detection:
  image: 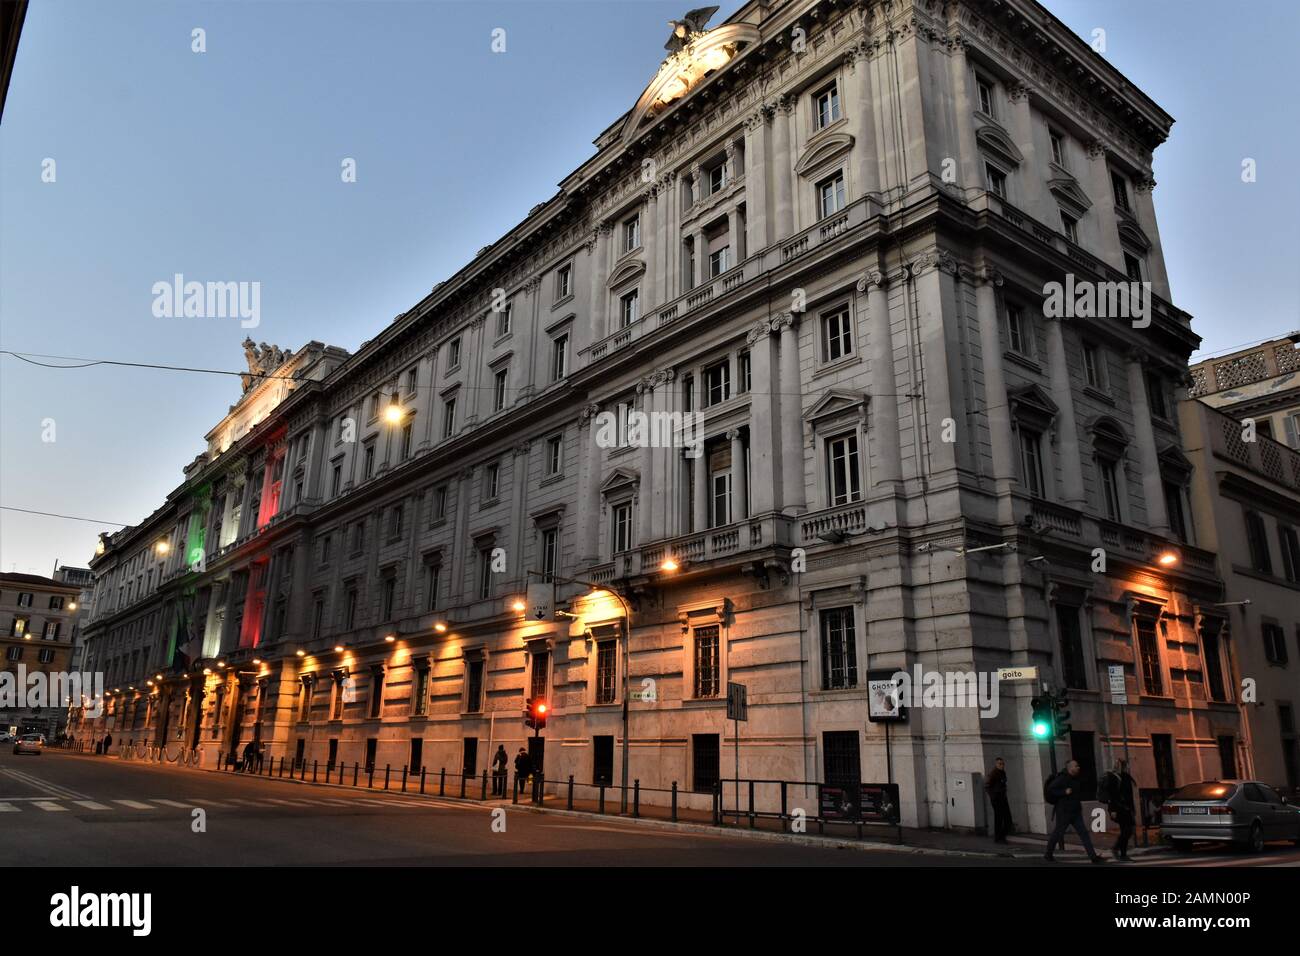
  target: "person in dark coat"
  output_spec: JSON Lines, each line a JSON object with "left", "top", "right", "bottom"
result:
{"left": 985, "top": 757, "right": 1014, "bottom": 843}
{"left": 102, "top": 733, "right": 112, "bottom": 754}
{"left": 514, "top": 747, "right": 532, "bottom": 797}
{"left": 1044, "top": 760, "right": 1105, "bottom": 863}
{"left": 492, "top": 745, "right": 509, "bottom": 797}
{"left": 1098, "top": 758, "right": 1137, "bottom": 861}
{"left": 241, "top": 740, "right": 257, "bottom": 772}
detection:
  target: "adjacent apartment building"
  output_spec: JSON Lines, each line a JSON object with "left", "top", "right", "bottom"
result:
{"left": 77, "top": 0, "right": 1240, "bottom": 831}
{"left": 1, "top": 571, "right": 82, "bottom": 737}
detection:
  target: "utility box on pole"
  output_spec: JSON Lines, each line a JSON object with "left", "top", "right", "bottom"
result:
{"left": 946, "top": 772, "right": 987, "bottom": 831}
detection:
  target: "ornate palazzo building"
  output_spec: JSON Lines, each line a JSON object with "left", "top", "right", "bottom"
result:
{"left": 78, "top": 0, "right": 1248, "bottom": 830}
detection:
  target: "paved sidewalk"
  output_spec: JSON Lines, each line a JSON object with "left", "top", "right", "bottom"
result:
{"left": 54, "top": 750, "right": 1169, "bottom": 861}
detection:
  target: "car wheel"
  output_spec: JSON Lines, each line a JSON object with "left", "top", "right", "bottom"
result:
{"left": 1244, "top": 822, "right": 1264, "bottom": 854}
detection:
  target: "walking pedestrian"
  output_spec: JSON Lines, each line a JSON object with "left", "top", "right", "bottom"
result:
{"left": 514, "top": 747, "right": 532, "bottom": 797}
{"left": 1098, "top": 758, "right": 1137, "bottom": 861}
{"left": 1044, "top": 759, "right": 1106, "bottom": 863}
{"left": 241, "top": 740, "right": 257, "bottom": 773}
{"left": 102, "top": 733, "right": 112, "bottom": 754}
{"left": 985, "top": 756, "right": 1014, "bottom": 843}
{"left": 492, "top": 744, "right": 509, "bottom": 797}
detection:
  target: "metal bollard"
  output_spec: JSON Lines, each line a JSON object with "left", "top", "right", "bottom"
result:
{"left": 672, "top": 781, "right": 678, "bottom": 822}
{"left": 401, "top": 765, "right": 408, "bottom": 793}
{"left": 439, "top": 768, "right": 446, "bottom": 796}
{"left": 533, "top": 773, "right": 543, "bottom": 805}
{"left": 459, "top": 771, "right": 466, "bottom": 799}
{"left": 780, "top": 781, "right": 788, "bottom": 822}
{"left": 567, "top": 775, "right": 574, "bottom": 811}
{"left": 633, "top": 779, "right": 640, "bottom": 818}
{"left": 384, "top": 764, "right": 391, "bottom": 791}
{"left": 598, "top": 784, "right": 606, "bottom": 814}
{"left": 512, "top": 774, "right": 519, "bottom": 805}
{"left": 278, "top": 757, "right": 284, "bottom": 778}
{"left": 748, "top": 780, "right": 756, "bottom": 828}
{"left": 481, "top": 769, "right": 488, "bottom": 801}
{"left": 367, "top": 764, "right": 374, "bottom": 788}
{"left": 353, "top": 762, "right": 359, "bottom": 787}
{"left": 313, "top": 760, "right": 318, "bottom": 783}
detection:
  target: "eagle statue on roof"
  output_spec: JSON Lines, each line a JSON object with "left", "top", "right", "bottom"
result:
{"left": 665, "top": 6, "right": 720, "bottom": 53}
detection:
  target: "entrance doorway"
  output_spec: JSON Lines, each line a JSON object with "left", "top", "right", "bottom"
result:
{"left": 593, "top": 735, "right": 614, "bottom": 786}
{"left": 462, "top": 737, "right": 478, "bottom": 778}
{"left": 1070, "top": 730, "right": 1097, "bottom": 800}
{"left": 528, "top": 736, "right": 545, "bottom": 777}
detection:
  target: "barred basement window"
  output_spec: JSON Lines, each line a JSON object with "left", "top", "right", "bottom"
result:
{"left": 693, "top": 625, "right": 720, "bottom": 698}
{"left": 820, "top": 607, "right": 858, "bottom": 690}
{"left": 530, "top": 650, "right": 549, "bottom": 700}
{"left": 595, "top": 639, "right": 617, "bottom": 705}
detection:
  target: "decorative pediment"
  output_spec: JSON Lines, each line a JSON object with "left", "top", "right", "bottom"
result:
{"left": 975, "top": 123, "right": 1024, "bottom": 168}
{"left": 1087, "top": 416, "right": 1129, "bottom": 459}
{"left": 599, "top": 467, "right": 640, "bottom": 496}
{"left": 1118, "top": 220, "right": 1152, "bottom": 252}
{"left": 607, "top": 257, "right": 646, "bottom": 290}
{"left": 1007, "top": 383, "right": 1059, "bottom": 432}
{"left": 794, "top": 132, "right": 855, "bottom": 178}
{"left": 803, "top": 390, "right": 868, "bottom": 431}
{"left": 1048, "top": 175, "right": 1092, "bottom": 217}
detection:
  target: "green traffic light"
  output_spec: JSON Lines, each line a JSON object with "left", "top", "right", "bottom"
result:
{"left": 1032, "top": 720, "right": 1051, "bottom": 739}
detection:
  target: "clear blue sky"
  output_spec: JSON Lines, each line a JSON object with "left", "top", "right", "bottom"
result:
{"left": 2, "top": 0, "right": 1297, "bottom": 575}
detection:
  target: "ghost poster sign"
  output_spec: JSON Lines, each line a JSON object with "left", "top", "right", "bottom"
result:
{"left": 867, "top": 670, "right": 907, "bottom": 723}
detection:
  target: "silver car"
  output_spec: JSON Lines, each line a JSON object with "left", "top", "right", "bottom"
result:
{"left": 1161, "top": 780, "right": 1300, "bottom": 852}
{"left": 12, "top": 734, "right": 44, "bottom": 756}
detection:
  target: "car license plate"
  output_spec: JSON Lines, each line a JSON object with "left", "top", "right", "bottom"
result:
{"left": 1181, "top": 806, "right": 1210, "bottom": 814}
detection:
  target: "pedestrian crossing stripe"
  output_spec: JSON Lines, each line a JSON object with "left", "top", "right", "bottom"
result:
{"left": 71, "top": 800, "right": 111, "bottom": 810}
{"left": 150, "top": 799, "right": 193, "bottom": 808}
{"left": 34, "top": 801, "right": 67, "bottom": 811}
{"left": 0, "top": 803, "right": 17, "bottom": 811}
{"left": 112, "top": 800, "right": 154, "bottom": 809}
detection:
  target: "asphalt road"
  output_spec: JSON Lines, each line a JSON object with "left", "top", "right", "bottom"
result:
{"left": 5, "top": 749, "right": 1298, "bottom": 867}
{"left": 0, "top": 749, "right": 997, "bottom": 867}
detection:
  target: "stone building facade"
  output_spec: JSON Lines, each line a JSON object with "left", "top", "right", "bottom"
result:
{"left": 1, "top": 571, "right": 82, "bottom": 738}
{"left": 78, "top": 0, "right": 1241, "bottom": 831}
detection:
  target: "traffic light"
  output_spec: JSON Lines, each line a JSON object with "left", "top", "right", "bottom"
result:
{"left": 523, "top": 697, "right": 535, "bottom": 729}
{"left": 530, "top": 697, "right": 548, "bottom": 731}
{"left": 1053, "top": 692, "right": 1071, "bottom": 738}
{"left": 1030, "top": 695, "right": 1054, "bottom": 740}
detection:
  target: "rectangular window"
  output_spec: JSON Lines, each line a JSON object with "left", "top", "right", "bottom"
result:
{"left": 551, "top": 334, "right": 569, "bottom": 381}
{"left": 1164, "top": 481, "right": 1188, "bottom": 542}
{"left": 1217, "top": 735, "right": 1237, "bottom": 779}
{"left": 623, "top": 214, "right": 640, "bottom": 253}
{"left": 1082, "top": 343, "right": 1102, "bottom": 388}
{"left": 493, "top": 367, "right": 508, "bottom": 412}
{"left": 6, "top": 646, "right": 21, "bottom": 661}
{"left": 433, "top": 485, "right": 448, "bottom": 522}
{"left": 497, "top": 302, "right": 512, "bottom": 337}
{"left": 311, "top": 596, "right": 324, "bottom": 640}
{"left": 1136, "top": 617, "right": 1164, "bottom": 696}
{"left": 693, "top": 625, "right": 720, "bottom": 698}
{"left": 818, "top": 171, "right": 846, "bottom": 218}
{"left": 708, "top": 246, "right": 730, "bottom": 277}
{"left": 1060, "top": 211, "right": 1079, "bottom": 244}
{"left": 708, "top": 162, "right": 726, "bottom": 194}
{"left": 331, "top": 463, "right": 342, "bottom": 497}
{"left": 556, "top": 264, "right": 572, "bottom": 301}
{"left": 1111, "top": 170, "right": 1130, "bottom": 211}
{"left": 413, "top": 667, "right": 429, "bottom": 717}
{"left": 424, "top": 563, "right": 440, "bottom": 612}
{"left": 1006, "top": 303, "right": 1029, "bottom": 355}
{"left": 1145, "top": 373, "right": 1167, "bottom": 419}
{"left": 368, "top": 668, "right": 384, "bottom": 718}
{"left": 595, "top": 640, "right": 617, "bottom": 705}
{"left": 611, "top": 502, "right": 633, "bottom": 554}
{"left": 711, "top": 471, "right": 731, "bottom": 527}
{"left": 814, "top": 81, "right": 841, "bottom": 129}
{"left": 826, "top": 434, "right": 861, "bottom": 506}
{"left": 380, "top": 576, "right": 396, "bottom": 621}
{"left": 1202, "top": 626, "right": 1227, "bottom": 702}
{"left": 442, "top": 396, "right": 457, "bottom": 439}
{"left": 1123, "top": 251, "right": 1144, "bottom": 283}
{"left": 363, "top": 442, "right": 375, "bottom": 480}
{"left": 530, "top": 650, "right": 549, "bottom": 701}
{"left": 1244, "top": 509, "right": 1273, "bottom": 574}
{"left": 484, "top": 462, "right": 500, "bottom": 501}
{"left": 39, "top": 648, "right": 54, "bottom": 664}
{"left": 703, "top": 360, "right": 730, "bottom": 407}
{"left": 821, "top": 307, "right": 853, "bottom": 362}
{"left": 401, "top": 422, "right": 414, "bottom": 461}
{"left": 737, "top": 351, "right": 751, "bottom": 394}
{"left": 976, "top": 76, "right": 994, "bottom": 117}
{"left": 1055, "top": 604, "right": 1088, "bottom": 690}
{"left": 985, "top": 163, "right": 1007, "bottom": 199}
{"left": 478, "top": 549, "right": 493, "bottom": 600}
{"left": 820, "top": 607, "right": 858, "bottom": 690}
{"left": 1049, "top": 129, "right": 1065, "bottom": 167}
{"left": 1019, "top": 430, "right": 1045, "bottom": 498}
{"left": 465, "top": 660, "right": 484, "bottom": 712}
{"left": 446, "top": 337, "right": 462, "bottom": 370}
{"left": 1278, "top": 526, "right": 1300, "bottom": 582}
{"left": 48, "top": 596, "right": 64, "bottom": 610}
{"left": 42, "top": 620, "right": 61, "bottom": 640}
{"left": 405, "top": 367, "right": 418, "bottom": 396}
{"left": 1263, "top": 622, "right": 1289, "bottom": 665}
{"left": 1099, "top": 459, "right": 1121, "bottom": 521}
{"left": 541, "top": 528, "right": 559, "bottom": 581}
{"left": 344, "top": 586, "right": 358, "bottom": 630}
{"left": 620, "top": 289, "right": 639, "bottom": 328}
{"left": 545, "top": 435, "right": 563, "bottom": 476}
{"left": 17, "top": 592, "right": 32, "bottom": 608}
{"left": 10, "top": 618, "right": 25, "bottom": 637}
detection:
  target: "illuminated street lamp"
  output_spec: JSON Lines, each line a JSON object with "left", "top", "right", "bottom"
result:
{"left": 660, "top": 556, "right": 680, "bottom": 573}
{"left": 434, "top": 622, "right": 448, "bottom": 633}
{"left": 384, "top": 390, "right": 404, "bottom": 424}
{"left": 511, "top": 598, "right": 527, "bottom": 613}
{"left": 155, "top": 539, "right": 170, "bottom": 556}
{"left": 1156, "top": 547, "right": 1181, "bottom": 568}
